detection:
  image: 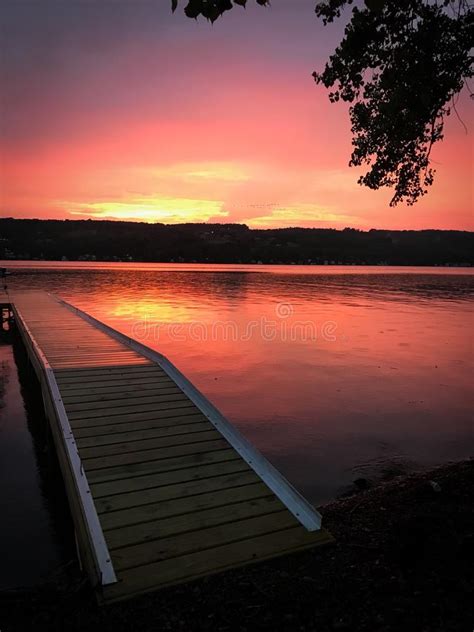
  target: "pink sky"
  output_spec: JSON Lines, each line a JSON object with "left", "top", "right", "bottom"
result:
{"left": 1, "top": 1, "right": 472, "bottom": 230}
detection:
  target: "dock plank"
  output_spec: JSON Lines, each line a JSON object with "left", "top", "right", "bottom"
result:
{"left": 64, "top": 392, "right": 191, "bottom": 412}
{"left": 76, "top": 420, "right": 213, "bottom": 447}
{"left": 99, "top": 482, "right": 272, "bottom": 531}
{"left": 111, "top": 511, "right": 296, "bottom": 571}
{"left": 69, "top": 406, "right": 201, "bottom": 429}
{"left": 94, "top": 470, "right": 260, "bottom": 512}
{"left": 61, "top": 385, "right": 182, "bottom": 403}
{"left": 79, "top": 428, "right": 221, "bottom": 459}
{"left": 104, "top": 496, "right": 284, "bottom": 550}
{"left": 90, "top": 459, "right": 251, "bottom": 497}
{"left": 82, "top": 438, "right": 231, "bottom": 470}
{"left": 72, "top": 412, "right": 209, "bottom": 438}
{"left": 58, "top": 380, "right": 175, "bottom": 395}
{"left": 69, "top": 402, "right": 199, "bottom": 425}
{"left": 103, "top": 527, "right": 333, "bottom": 602}
{"left": 86, "top": 449, "right": 247, "bottom": 484}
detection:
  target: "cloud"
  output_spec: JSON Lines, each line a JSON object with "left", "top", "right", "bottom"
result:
{"left": 179, "top": 164, "right": 251, "bottom": 183}
{"left": 243, "top": 203, "right": 364, "bottom": 228}
{"left": 65, "top": 195, "right": 228, "bottom": 223}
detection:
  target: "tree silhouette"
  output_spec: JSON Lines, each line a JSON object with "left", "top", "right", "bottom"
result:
{"left": 173, "top": 0, "right": 473, "bottom": 206}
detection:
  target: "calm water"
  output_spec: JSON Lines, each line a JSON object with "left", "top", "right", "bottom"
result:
{"left": 3, "top": 263, "right": 473, "bottom": 508}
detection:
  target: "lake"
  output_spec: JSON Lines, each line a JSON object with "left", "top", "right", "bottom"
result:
{"left": 1, "top": 263, "right": 473, "bottom": 585}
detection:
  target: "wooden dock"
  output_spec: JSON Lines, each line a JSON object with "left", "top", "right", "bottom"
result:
{"left": 4, "top": 289, "right": 332, "bottom": 603}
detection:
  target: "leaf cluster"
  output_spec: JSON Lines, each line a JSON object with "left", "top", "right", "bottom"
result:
{"left": 314, "top": 0, "right": 474, "bottom": 205}
{"left": 172, "top": 0, "right": 269, "bottom": 23}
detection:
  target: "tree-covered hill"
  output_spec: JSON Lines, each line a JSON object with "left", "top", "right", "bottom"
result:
{"left": 0, "top": 218, "right": 472, "bottom": 266}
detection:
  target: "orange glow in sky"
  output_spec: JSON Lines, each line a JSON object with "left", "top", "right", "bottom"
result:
{"left": 1, "top": 2, "right": 472, "bottom": 230}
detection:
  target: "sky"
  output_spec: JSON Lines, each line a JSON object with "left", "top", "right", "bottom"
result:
{"left": 0, "top": 0, "right": 472, "bottom": 230}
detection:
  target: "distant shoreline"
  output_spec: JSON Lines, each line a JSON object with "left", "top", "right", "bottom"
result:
{"left": 2, "top": 219, "right": 473, "bottom": 266}
{"left": 1, "top": 260, "right": 473, "bottom": 273}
